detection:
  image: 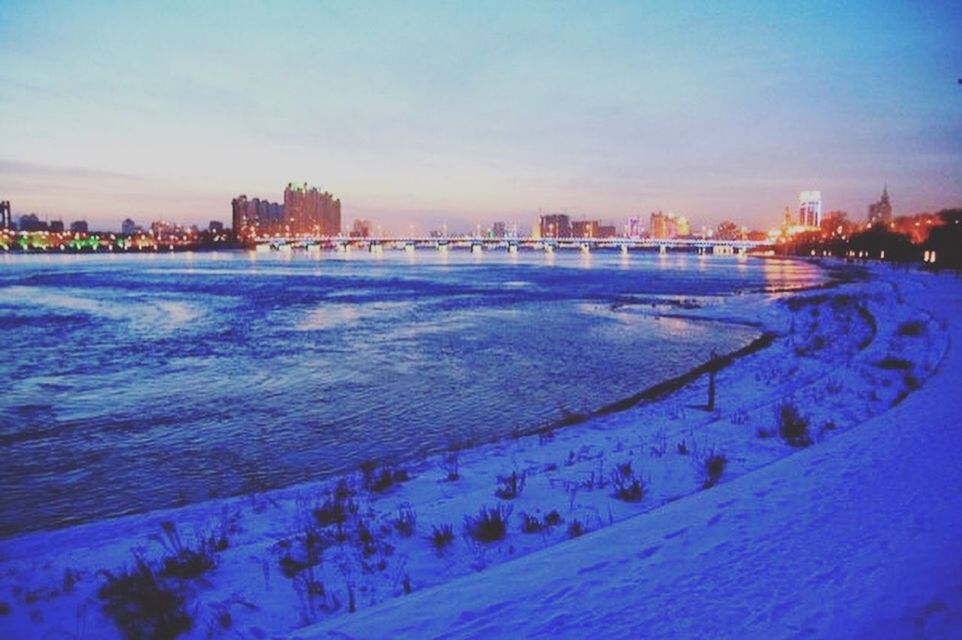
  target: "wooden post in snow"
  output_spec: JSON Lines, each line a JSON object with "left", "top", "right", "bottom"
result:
{"left": 707, "top": 349, "right": 718, "bottom": 411}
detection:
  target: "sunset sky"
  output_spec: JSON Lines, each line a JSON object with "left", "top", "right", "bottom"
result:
{"left": 1, "top": 1, "right": 960, "bottom": 233}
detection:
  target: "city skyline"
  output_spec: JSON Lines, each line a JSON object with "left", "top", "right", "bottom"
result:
{"left": 1, "top": 2, "right": 960, "bottom": 232}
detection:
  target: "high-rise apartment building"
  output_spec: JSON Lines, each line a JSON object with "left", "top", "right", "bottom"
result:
{"left": 232, "top": 183, "right": 340, "bottom": 240}
{"left": 283, "top": 182, "right": 341, "bottom": 236}
{"left": 232, "top": 195, "right": 285, "bottom": 239}
{"left": 798, "top": 191, "right": 822, "bottom": 228}
{"left": 867, "top": 186, "right": 892, "bottom": 225}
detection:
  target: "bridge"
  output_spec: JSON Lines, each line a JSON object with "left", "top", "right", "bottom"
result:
{"left": 253, "top": 236, "right": 768, "bottom": 255}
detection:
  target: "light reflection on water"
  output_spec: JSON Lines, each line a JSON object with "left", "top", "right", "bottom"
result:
{"left": 0, "top": 251, "right": 821, "bottom": 536}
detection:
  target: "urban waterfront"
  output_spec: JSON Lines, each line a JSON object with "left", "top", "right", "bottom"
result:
{"left": 0, "top": 251, "right": 821, "bottom": 536}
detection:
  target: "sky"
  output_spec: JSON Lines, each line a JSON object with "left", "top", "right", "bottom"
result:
{"left": 1, "top": 0, "right": 960, "bottom": 233}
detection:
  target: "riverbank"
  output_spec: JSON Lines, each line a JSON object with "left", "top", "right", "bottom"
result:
{"left": 301, "top": 265, "right": 962, "bottom": 639}
{"left": 0, "top": 262, "right": 951, "bottom": 638}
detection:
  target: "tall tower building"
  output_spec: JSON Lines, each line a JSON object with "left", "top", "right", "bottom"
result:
{"left": 0, "top": 200, "right": 11, "bottom": 229}
{"left": 867, "top": 185, "right": 893, "bottom": 225}
{"left": 284, "top": 183, "right": 341, "bottom": 236}
{"left": 650, "top": 211, "right": 667, "bottom": 239}
{"left": 232, "top": 195, "right": 253, "bottom": 239}
{"left": 798, "top": 191, "right": 822, "bottom": 228}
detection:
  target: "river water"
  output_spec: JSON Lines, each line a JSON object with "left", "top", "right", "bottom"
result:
{"left": 0, "top": 250, "right": 822, "bottom": 536}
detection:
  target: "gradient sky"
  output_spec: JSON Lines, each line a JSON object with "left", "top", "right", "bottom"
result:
{"left": 1, "top": 1, "right": 960, "bottom": 233}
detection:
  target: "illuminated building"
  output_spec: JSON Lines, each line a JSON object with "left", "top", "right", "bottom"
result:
{"left": 572, "top": 219, "right": 599, "bottom": 238}
{"left": 232, "top": 195, "right": 284, "bottom": 239}
{"left": 676, "top": 216, "right": 691, "bottom": 237}
{"left": 867, "top": 185, "right": 893, "bottom": 225}
{"left": 0, "top": 200, "right": 11, "bottom": 229}
{"left": 539, "top": 213, "right": 571, "bottom": 238}
{"left": 283, "top": 182, "right": 341, "bottom": 236}
{"left": 151, "top": 220, "right": 187, "bottom": 241}
{"left": 650, "top": 211, "right": 667, "bottom": 239}
{"left": 799, "top": 191, "right": 822, "bottom": 228}
{"left": 650, "top": 211, "right": 688, "bottom": 239}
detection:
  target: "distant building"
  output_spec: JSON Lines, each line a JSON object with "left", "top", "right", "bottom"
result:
{"left": 283, "top": 182, "right": 341, "bottom": 236}
{"left": 491, "top": 221, "right": 507, "bottom": 238}
{"left": 70, "top": 220, "right": 88, "bottom": 233}
{"left": 675, "top": 216, "right": 691, "bottom": 237}
{"left": 572, "top": 220, "right": 599, "bottom": 238}
{"left": 49, "top": 220, "right": 65, "bottom": 233}
{"left": 350, "top": 219, "right": 372, "bottom": 238}
{"left": 539, "top": 213, "right": 572, "bottom": 238}
{"left": 232, "top": 195, "right": 285, "bottom": 240}
{"left": 597, "top": 224, "right": 618, "bottom": 239}
{"left": 151, "top": 220, "right": 187, "bottom": 242}
{"left": 18, "top": 214, "right": 45, "bottom": 232}
{"left": 121, "top": 218, "right": 140, "bottom": 235}
{"left": 626, "top": 216, "right": 642, "bottom": 238}
{"left": 650, "top": 211, "right": 668, "bottom": 239}
{"left": 867, "top": 186, "right": 893, "bottom": 226}
{"left": 798, "top": 191, "right": 822, "bottom": 228}
{"left": 650, "top": 211, "right": 688, "bottom": 239}
{"left": 209, "top": 220, "right": 225, "bottom": 233}
{"left": 0, "top": 200, "right": 11, "bottom": 229}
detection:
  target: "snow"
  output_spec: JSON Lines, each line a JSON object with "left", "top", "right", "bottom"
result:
{"left": 1, "top": 262, "right": 959, "bottom": 639}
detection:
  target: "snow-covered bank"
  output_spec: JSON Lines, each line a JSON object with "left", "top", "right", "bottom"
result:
{"left": 300, "top": 267, "right": 962, "bottom": 639}
{"left": 0, "top": 263, "right": 954, "bottom": 639}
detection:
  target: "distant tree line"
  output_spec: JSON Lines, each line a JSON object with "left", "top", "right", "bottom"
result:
{"left": 777, "top": 209, "right": 962, "bottom": 271}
